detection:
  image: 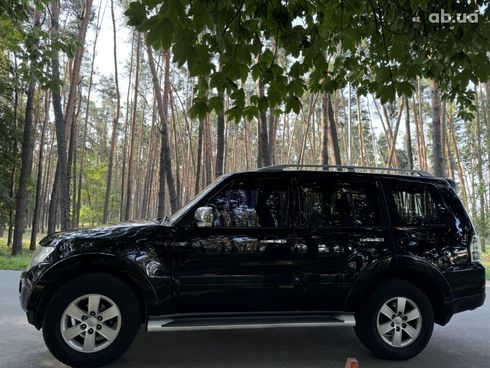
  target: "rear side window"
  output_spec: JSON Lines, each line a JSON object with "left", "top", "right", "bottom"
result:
{"left": 385, "top": 181, "right": 448, "bottom": 226}
{"left": 297, "top": 180, "right": 380, "bottom": 227}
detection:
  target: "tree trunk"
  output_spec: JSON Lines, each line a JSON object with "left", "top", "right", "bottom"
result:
{"left": 387, "top": 99, "right": 404, "bottom": 167}
{"left": 215, "top": 92, "right": 225, "bottom": 177}
{"left": 195, "top": 117, "right": 204, "bottom": 195}
{"left": 321, "top": 93, "right": 329, "bottom": 165}
{"left": 379, "top": 102, "right": 399, "bottom": 167}
{"left": 134, "top": 101, "right": 146, "bottom": 217}
{"left": 269, "top": 111, "right": 277, "bottom": 165}
{"left": 448, "top": 103, "right": 468, "bottom": 208}
{"left": 119, "top": 33, "right": 135, "bottom": 221}
{"left": 365, "top": 98, "right": 383, "bottom": 166}
{"left": 7, "top": 56, "right": 20, "bottom": 246}
{"left": 47, "top": 162, "right": 60, "bottom": 234}
{"left": 404, "top": 96, "right": 414, "bottom": 170}
{"left": 7, "top": 164, "right": 16, "bottom": 246}
{"left": 325, "top": 93, "right": 341, "bottom": 165}
{"left": 474, "top": 85, "right": 486, "bottom": 223}
{"left": 102, "top": 0, "right": 121, "bottom": 224}
{"left": 50, "top": 0, "right": 70, "bottom": 231}
{"left": 65, "top": 0, "right": 92, "bottom": 226}
{"left": 356, "top": 94, "right": 366, "bottom": 166}
{"left": 74, "top": 1, "right": 103, "bottom": 227}
{"left": 11, "top": 10, "right": 41, "bottom": 255}
{"left": 170, "top": 96, "right": 182, "bottom": 204}
{"left": 416, "top": 78, "right": 428, "bottom": 170}
{"left": 257, "top": 81, "right": 270, "bottom": 168}
{"left": 141, "top": 100, "right": 157, "bottom": 219}
{"left": 30, "top": 92, "right": 50, "bottom": 250}
{"left": 485, "top": 81, "right": 490, "bottom": 216}
{"left": 430, "top": 80, "right": 443, "bottom": 176}
{"left": 147, "top": 48, "right": 179, "bottom": 215}
{"left": 41, "top": 127, "right": 55, "bottom": 233}
{"left": 204, "top": 115, "right": 213, "bottom": 185}
{"left": 441, "top": 99, "right": 448, "bottom": 175}
{"left": 124, "top": 34, "right": 142, "bottom": 221}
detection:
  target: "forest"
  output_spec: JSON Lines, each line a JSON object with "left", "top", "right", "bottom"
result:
{"left": 0, "top": 0, "right": 489, "bottom": 258}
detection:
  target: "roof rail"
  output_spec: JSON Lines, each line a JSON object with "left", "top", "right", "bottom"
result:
{"left": 257, "top": 164, "right": 434, "bottom": 177}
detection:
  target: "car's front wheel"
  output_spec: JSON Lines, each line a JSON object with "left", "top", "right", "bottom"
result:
{"left": 354, "top": 278, "right": 434, "bottom": 360}
{"left": 42, "top": 273, "right": 141, "bottom": 367}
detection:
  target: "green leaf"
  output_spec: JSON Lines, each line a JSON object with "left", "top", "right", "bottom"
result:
{"left": 125, "top": 2, "right": 147, "bottom": 27}
{"left": 189, "top": 98, "right": 209, "bottom": 120}
{"left": 230, "top": 88, "right": 245, "bottom": 108}
{"left": 243, "top": 106, "right": 259, "bottom": 121}
{"left": 257, "top": 96, "right": 268, "bottom": 112}
{"left": 226, "top": 106, "right": 243, "bottom": 123}
{"left": 142, "top": 0, "right": 161, "bottom": 10}
{"left": 190, "top": 1, "right": 213, "bottom": 31}
{"left": 285, "top": 96, "right": 301, "bottom": 114}
{"left": 259, "top": 49, "right": 274, "bottom": 65}
{"left": 165, "top": 0, "right": 186, "bottom": 23}
{"left": 397, "top": 81, "right": 414, "bottom": 97}
{"left": 208, "top": 95, "right": 224, "bottom": 113}
{"left": 251, "top": 63, "right": 263, "bottom": 81}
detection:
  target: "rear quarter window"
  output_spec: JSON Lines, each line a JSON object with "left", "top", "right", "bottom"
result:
{"left": 384, "top": 181, "right": 449, "bottom": 226}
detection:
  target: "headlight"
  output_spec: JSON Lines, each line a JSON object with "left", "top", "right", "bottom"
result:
{"left": 28, "top": 246, "right": 55, "bottom": 269}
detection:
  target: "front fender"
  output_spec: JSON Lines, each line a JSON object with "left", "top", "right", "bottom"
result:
{"left": 27, "top": 252, "right": 173, "bottom": 328}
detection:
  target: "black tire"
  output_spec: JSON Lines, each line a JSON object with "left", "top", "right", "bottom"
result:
{"left": 42, "top": 273, "right": 141, "bottom": 367}
{"left": 354, "top": 278, "right": 434, "bottom": 360}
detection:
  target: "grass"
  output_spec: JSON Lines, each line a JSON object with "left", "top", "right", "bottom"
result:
{"left": 481, "top": 246, "right": 490, "bottom": 281}
{"left": 0, "top": 229, "right": 46, "bottom": 271}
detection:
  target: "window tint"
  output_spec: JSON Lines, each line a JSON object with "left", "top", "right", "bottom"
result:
{"left": 298, "top": 181, "right": 380, "bottom": 227}
{"left": 205, "top": 179, "right": 289, "bottom": 227}
{"left": 386, "top": 182, "right": 448, "bottom": 226}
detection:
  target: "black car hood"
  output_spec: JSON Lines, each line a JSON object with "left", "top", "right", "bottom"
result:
{"left": 39, "top": 221, "right": 171, "bottom": 247}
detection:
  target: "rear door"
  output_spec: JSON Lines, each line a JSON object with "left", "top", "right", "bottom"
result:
{"left": 382, "top": 179, "right": 452, "bottom": 261}
{"left": 292, "top": 175, "right": 387, "bottom": 310}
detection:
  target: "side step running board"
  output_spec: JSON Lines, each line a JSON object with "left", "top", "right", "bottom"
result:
{"left": 147, "top": 312, "right": 355, "bottom": 332}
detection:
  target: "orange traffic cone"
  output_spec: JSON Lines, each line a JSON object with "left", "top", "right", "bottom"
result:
{"left": 344, "top": 357, "right": 359, "bottom": 368}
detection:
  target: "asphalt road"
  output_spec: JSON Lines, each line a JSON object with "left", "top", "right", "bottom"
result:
{"left": 2, "top": 270, "right": 489, "bottom": 368}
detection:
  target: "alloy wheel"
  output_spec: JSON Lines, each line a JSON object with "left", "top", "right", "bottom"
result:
{"left": 60, "top": 294, "right": 121, "bottom": 353}
{"left": 376, "top": 296, "right": 422, "bottom": 348}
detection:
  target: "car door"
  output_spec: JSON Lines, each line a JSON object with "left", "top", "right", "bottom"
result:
{"left": 292, "top": 175, "right": 387, "bottom": 310}
{"left": 171, "top": 176, "right": 297, "bottom": 313}
{"left": 382, "top": 179, "right": 452, "bottom": 262}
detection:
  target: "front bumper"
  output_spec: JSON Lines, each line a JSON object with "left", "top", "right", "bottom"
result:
{"left": 19, "top": 265, "right": 52, "bottom": 329}
{"left": 19, "top": 271, "right": 32, "bottom": 312}
{"left": 19, "top": 271, "right": 39, "bottom": 326}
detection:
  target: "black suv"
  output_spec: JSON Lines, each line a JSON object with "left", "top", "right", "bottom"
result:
{"left": 20, "top": 165, "right": 486, "bottom": 367}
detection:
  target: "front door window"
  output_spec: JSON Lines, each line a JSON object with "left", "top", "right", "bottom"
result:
{"left": 206, "top": 179, "right": 289, "bottom": 228}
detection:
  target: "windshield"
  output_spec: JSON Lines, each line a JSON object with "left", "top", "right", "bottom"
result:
{"left": 168, "top": 175, "right": 228, "bottom": 224}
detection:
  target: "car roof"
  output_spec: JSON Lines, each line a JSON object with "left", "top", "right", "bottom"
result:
{"left": 227, "top": 169, "right": 451, "bottom": 186}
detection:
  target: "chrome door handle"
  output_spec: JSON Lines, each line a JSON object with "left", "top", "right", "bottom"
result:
{"left": 260, "top": 239, "right": 287, "bottom": 244}
{"left": 360, "top": 237, "right": 384, "bottom": 243}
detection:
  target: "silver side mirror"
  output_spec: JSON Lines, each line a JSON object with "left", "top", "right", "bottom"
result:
{"left": 194, "top": 206, "right": 214, "bottom": 227}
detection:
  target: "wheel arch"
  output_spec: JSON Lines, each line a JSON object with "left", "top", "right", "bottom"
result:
{"left": 31, "top": 253, "right": 157, "bottom": 329}
{"left": 345, "top": 256, "right": 454, "bottom": 325}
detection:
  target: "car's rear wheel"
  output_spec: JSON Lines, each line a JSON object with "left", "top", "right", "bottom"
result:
{"left": 42, "top": 273, "right": 141, "bottom": 367}
{"left": 354, "top": 278, "right": 434, "bottom": 360}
